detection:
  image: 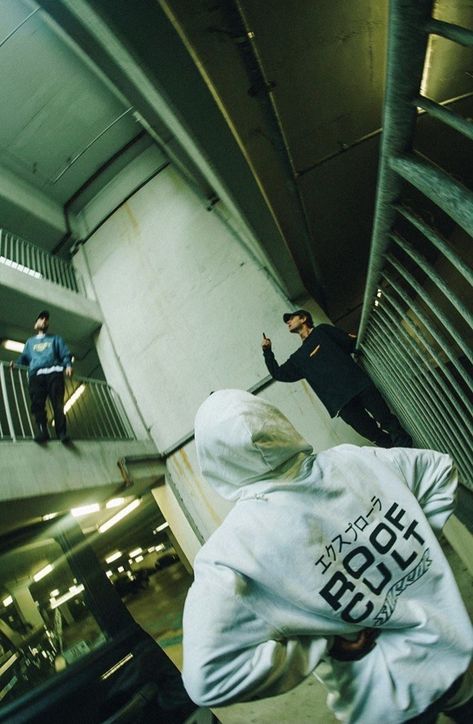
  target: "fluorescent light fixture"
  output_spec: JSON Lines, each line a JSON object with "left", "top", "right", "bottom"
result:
{"left": 106, "top": 497, "right": 125, "bottom": 509}
{"left": 0, "top": 256, "right": 42, "bottom": 279}
{"left": 1, "top": 339, "right": 25, "bottom": 353}
{"left": 155, "top": 543, "right": 165, "bottom": 552}
{"left": 0, "top": 652, "right": 19, "bottom": 677}
{"left": 101, "top": 653, "right": 134, "bottom": 681}
{"left": 50, "top": 589, "right": 60, "bottom": 598}
{"left": 117, "top": 566, "right": 124, "bottom": 573}
{"left": 50, "top": 585, "right": 84, "bottom": 609}
{"left": 98, "top": 498, "right": 141, "bottom": 534}
{"left": 134, "top": 555, "right": 144, "bottom": 563}
{"left": 33, "top": 564, "right": 54, "bottom": 582}
{"left": 64, "top": 384, "right": 86, "bottom": 414}
{"left": 71, "top": 503, "right": 100, "bottom": 518}
{"left": 106, "top": 570, "right": 113, "bottom": 578}
{"left": 2, "top": 596, "right": 13, "bottom": 607}
{"left": 42, "top": 512, "right": 58, "bottom": 521}
{"left": 105, "top": 551, "right": 122, "bottom": 564}
{"left": 129, "top": 547, "right": 142, "bottom": 558}
{"left": 147, "top": 547, "right": 155, "bottom": 553}
{"left": 156, "top": 522, "right": 169, "bottom": 532}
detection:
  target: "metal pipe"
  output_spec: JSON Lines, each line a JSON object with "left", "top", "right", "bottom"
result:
{"left": 97, "top": 383, "right": 115, "bottom": 438}
{"left": 0, "top": 365, "right": 16, "bottom": 441}
{"left": 390, "top": 232, "right": 473, "bottom": 329}
{"left": 386, "top": 253, "right": 473, "bottom": 366}
{"left": 381, "top": 286, "right": 473, "bottom": 422}
{"left": 18, "top": 368, "right": 35, "bottom": 437}
{"left": 381, "top": 267, "right": 473, "bottom": 400}
{"left": 10, "top": 370, "right": 26, "bottom": 438}
{"left": 390, "top": 153, "right": 473, "bottom": 237}
{"left": 364, "top": 335, "right": 471, "bottom": 484}
{"left": 362, "top": 346, "right": 431, "bottom": 451}
{"left": 371, "top": 305, "right": 473, "bottom": 469}
{"left": 358, "top": 0, "right": 434, "bottom": 342}
{"left": 361, "top": 321, "right": 424, "bottom": 439}
{"left": 395, "top": 205, "right": 473, "bottom": 287}
{"left": 414, "top": 95, "right": 473, "bottom": 142}
{"left": 361, "top": 335, "right": 429, "bottom": 447}
{"left": 363, "top": 326, "right": 454, "bottom": 454}
{"left": 110, "top": 387, "right": 135, "bottom": 440}
{"left": 117, "top": 454, "right": 165, "bottom": 488}
{"left": 425, "top": 18, "right": 473, "bottom": 47}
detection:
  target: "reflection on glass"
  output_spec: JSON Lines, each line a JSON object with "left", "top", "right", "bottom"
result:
{"left": 80, "top": 493, "right": 193, "bottom": 669}
{"left": 0, "top": 535, "right": 106, "bottom": 705}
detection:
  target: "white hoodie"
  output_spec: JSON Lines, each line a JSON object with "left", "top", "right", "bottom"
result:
{"left": 182, "top": 390, "right": 473, "bottom": 722}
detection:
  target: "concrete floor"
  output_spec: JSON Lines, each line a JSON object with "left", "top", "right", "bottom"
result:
{"left": 124, "top": 531, "right": 473, "bottom": 723}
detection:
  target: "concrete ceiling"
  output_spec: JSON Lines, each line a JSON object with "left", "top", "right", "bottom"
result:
{"left": 0, "top": 0, "right": 472, "bottom": 588}
{"left": 0, "top": 0, "right": 470, "bottom": 338}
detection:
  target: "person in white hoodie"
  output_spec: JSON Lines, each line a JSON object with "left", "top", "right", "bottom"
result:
{"left": 182, "top": 389, "right": 473, "bottom": 723}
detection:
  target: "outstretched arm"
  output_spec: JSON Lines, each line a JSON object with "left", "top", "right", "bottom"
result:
{"left": 261, "top": 334, "right": 303, "bottom": 383}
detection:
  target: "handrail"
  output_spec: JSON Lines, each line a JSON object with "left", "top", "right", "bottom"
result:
{"left": 0, "top": 228, "right": 82, "bottom": 294}
{"left": 357, "top": 0, "right": 473, "bottom": 490}
{"left": 0, "top": 362, "right": 135, "bottom": 441}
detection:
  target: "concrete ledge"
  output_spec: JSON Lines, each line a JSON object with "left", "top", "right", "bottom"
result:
{"left": 0, "top": 264, "right": 102, "bottom": 342}
{"left": 0, "top": 438, "right": 161, "bottom": 507}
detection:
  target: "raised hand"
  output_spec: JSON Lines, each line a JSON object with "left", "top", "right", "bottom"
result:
{"left": 262, "top": 332, "right": 272, "bottom": 350}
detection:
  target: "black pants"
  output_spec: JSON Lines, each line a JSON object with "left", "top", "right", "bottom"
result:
{"left": 338, "top": 385, "right": 412, "bottom": 448}
{"left": 29, "top": 372, "right": 66, "bottom": 438}
{"left": 406, "top": 670, "right": 473, "bottom": 723}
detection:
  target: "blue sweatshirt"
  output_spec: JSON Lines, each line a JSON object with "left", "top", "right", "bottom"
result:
{"left": 17, "top": 334, "right": 72, "bottom": 378}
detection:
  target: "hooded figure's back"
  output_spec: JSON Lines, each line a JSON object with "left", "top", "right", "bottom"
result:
{"left": 182, "top": 390, "right": 472, "bottom": 723}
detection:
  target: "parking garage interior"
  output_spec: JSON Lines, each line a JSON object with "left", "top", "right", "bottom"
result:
{"left": 0, "top": 1, "right": 472, "bottom": 722}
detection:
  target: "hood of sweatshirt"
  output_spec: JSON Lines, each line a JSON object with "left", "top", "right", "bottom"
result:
{"left": 194, "top": 389, "right": 313, "bottom": 501}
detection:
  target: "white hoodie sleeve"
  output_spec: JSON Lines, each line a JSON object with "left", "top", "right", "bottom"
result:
{"left": 372, "top": 448, "right": 458, "bottom": 532}
{"left": 182, "top": 572, "right": 330, "bottom": 707}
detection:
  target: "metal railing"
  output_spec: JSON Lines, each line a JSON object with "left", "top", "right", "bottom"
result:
{"left": 358, "top": 0, "right": 473, "bottom": 489}
{"left": 0, "top": 363, "right": 135, "bottom": 441}
{"left": 0, "top": 228, "right": 82, "bottom": 293}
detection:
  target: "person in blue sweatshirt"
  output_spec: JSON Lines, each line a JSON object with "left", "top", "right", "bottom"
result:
{"left": 13, "top": 310, "right": 73, "bottom": 443}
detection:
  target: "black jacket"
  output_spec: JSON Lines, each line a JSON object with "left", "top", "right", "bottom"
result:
{"left": 263, "top": 324, "right": 371, "bottom": 417}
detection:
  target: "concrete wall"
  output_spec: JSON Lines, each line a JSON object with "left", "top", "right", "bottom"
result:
{"left": 75, "top": 164, "right": 365, "bottom": 559}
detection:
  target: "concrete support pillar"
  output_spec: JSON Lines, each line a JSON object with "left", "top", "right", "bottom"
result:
{"left": 8, "top": 583, "right": 45, "bottom": 630}
{"left": 58, "top": 602, "right": 74, "bottom": 625}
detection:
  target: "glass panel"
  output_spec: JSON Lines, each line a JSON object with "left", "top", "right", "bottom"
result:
{"left": 0, "top": 533, "right": 107, "bottom": 706}
{"left": 75, "top": 492, "right": 192, "bottom": 670}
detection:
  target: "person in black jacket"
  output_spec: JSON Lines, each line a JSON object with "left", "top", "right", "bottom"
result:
{"left": 262, "top": 309, "right": 412, "bottom": 448}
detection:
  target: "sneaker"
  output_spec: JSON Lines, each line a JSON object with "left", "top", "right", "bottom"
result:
{"left": 59, "top": 433, "right": 71, "bottom": 444}
{"left": 34, "top": 428, "right": 50, "bottom": 443}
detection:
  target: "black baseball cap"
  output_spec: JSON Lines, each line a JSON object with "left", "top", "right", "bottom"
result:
{"left": 283, "top": 309, "right": 313, "bottom": 327}
{"left": 36, "top": 310, "right": 50, "bottom": 320}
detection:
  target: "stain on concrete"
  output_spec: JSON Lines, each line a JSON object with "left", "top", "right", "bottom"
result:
{"left": 123, "top": 202, "right": 140, "bottom": 234}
